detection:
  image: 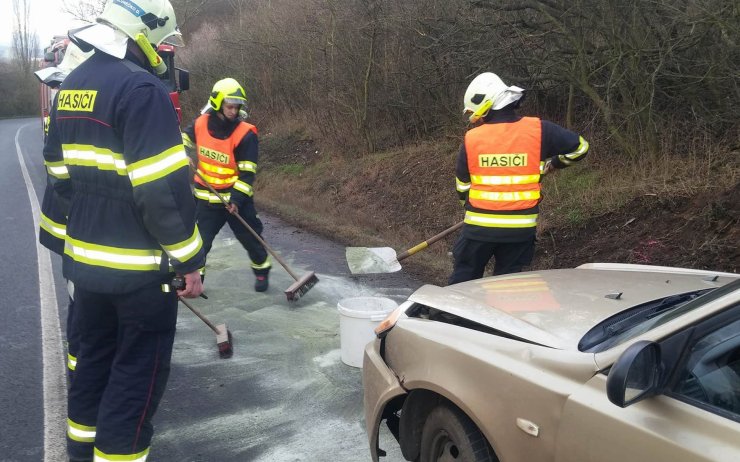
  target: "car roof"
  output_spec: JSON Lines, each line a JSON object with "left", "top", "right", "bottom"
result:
{"left": 407, "top": 265, "right": 738, "bottom": 351}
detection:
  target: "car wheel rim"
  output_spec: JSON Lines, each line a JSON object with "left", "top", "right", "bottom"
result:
{"left": 431, "top": 431, "right": 461, "bottom": 462}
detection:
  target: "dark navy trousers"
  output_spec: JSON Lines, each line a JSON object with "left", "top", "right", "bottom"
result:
{"left": 448, "top": 236, "right": 536, "bottom": 284}
{"left": 196, "top": 199, "right": 270, "bottom": 275}
{"left": 67, "top": 282, "right": 177, "bottom": 461}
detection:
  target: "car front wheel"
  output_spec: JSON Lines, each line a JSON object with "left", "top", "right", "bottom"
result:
{"left": 419, "top": 403, "right": 497, "bottom": 462}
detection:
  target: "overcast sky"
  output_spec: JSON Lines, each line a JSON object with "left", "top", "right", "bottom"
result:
{"left": 0, "top": 0, "right": 90, "bottom": 49}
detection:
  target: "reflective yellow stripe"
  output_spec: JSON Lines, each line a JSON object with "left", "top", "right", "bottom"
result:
{"left": 456, "top": 177, "right": 471, "bottom": 192}
{"left": 94, "top": 447, "right": 150, "bottom": 462}
{"left": 68, "top": 353, "right": 77, "bottom": 371}
{"left": 181, "top": 133, "right": 194, "bottom": 149}
{"left": 67, "top": 418, "right": 96, "bottom": 443}
{"left": 468, "top": 189, "right": 540, "bottom": 202}
{"left": 64, "top": 237, "right": 163, "bottom": 271}
{"left": 194, "top": 188, "right": 230, "bottom": 203}
{"left": 238, "top": 161, "right": 256, "bottom": 173}
{"left": 161, "top": 225, "right": 203, "bottom": 263}
{"left": 45, "top": 160, "right": 70, "bottom": 179}
{"left": 127, "top": 145, "right": 189, "bottom": 187}
{"left": 470, "top": 173, "right": 540, "bottom": 185}
{"left": 62, "top": 144, "right": 127, "bottom": 176}
{"left": 40, "top": 213, "right": 67, "bottom": 239}
{"left": 464, "top": 211, "right": 538, "bottom": 228}
{"left": 197, "top": 168, "right": 237, "bottom": 185}
{"left": 559, "top": 136, "right": 589, "bottom": 165}
{"left": 233, "top": 180, "right": 253, "bottom": 197}
{"left": 199, "top": 161, "right": 235, "bottom": 175}
{"left": 251, "top": 257, "right": 271, "bottom": 270}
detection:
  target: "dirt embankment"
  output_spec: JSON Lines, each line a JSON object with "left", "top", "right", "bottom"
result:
{"left": 255, "top": 132, "right": 739, "bottom": 285}
{"left": 535, "top": 184, "right": 739, "bottom": 273}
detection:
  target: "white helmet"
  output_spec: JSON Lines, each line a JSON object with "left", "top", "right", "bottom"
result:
{"left": 463, "top": 72, "right": 525, "bottom": 123}
{"left": 34, "top": 43, "right": 93, "bottom": 87}
{"left": 59, "top": 43, "right": 94, "bottom": 72}
{"left": 98, "top": 0, "right": 183, "bottom": 47}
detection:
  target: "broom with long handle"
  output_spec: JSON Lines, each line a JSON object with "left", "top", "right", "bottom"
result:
{"left": 171, "top": 276, "right": 233, "bottom": 359}
{"left": 191, "top": 166, "right": 318, "bottom": 301}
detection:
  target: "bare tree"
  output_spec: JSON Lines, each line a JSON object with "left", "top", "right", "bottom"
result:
{"left": 12, "top": 0, "right": 38, "bottom": 74}
{"left": 62, "top": 0, "right": 106, "bottom": 21}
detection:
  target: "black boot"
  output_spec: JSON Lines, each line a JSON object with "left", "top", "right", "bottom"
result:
{"left": 255, "top": 273, "right": 269, "bottom": 292}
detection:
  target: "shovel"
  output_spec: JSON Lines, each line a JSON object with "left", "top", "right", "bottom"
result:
{"left": 346, "top": 221, "right": 463, "bottom": 274}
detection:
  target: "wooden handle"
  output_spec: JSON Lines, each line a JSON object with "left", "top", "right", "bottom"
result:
{"left": 396, "top": 221, "right": 464, "bottom": 261}
{"left": 179, "top": 296, "right": 220, "bottom": 334}
{"left": 191, "top": 167, "right": 300, "bottom": 281}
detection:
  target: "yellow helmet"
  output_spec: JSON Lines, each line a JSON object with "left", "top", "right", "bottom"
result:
{"left": 209, "top": 78, "right": 247, "bottom": 111}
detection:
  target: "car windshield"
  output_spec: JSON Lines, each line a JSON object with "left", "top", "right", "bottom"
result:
{"left": 579, "top": 284, "right": 732, "bottom": 353}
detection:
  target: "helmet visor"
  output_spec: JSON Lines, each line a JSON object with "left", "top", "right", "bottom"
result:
{"left": 161, "top": 30, "right": 184, "bottom": 47}
{"left": 223, "top": 97, "right": 246, "bottom": 106}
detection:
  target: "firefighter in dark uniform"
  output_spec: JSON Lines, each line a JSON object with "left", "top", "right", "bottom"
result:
{"left": 35, "top": 43, "right": 93, "bottom": 381}
{"left": 450, "top": 72, "right": 589, "bottom": 284}
{"left": 39, "top": 154, "right": 80, "bottom": 381}
{"left": 182, "top": 78, "right": 272, "bottom": 292}
{"left": 43, "top": 1, "right": 205, "bottom": 461}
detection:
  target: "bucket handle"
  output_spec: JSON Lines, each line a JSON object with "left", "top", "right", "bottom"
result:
{"left": 370, "top": 313, "right": 390, "bottom": 322}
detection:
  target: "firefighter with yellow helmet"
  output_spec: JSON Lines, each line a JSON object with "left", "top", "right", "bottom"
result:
{"left": 450, "top": 72, "right": 589, "bottom": 284}
{"left": 43, "top": 1, "right": 204, "bottom": 460}
{"left": 182, "top": 77, "right": 272, "bottom": 292}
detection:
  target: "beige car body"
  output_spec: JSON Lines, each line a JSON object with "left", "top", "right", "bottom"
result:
{"left": 363, "top": 263, "right": 740, "bottom": 462}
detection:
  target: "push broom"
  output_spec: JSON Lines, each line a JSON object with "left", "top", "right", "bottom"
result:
{"left": 178, "top": 297, "right": 233, "bottom": 359}
{"left": 191, "top": 167, "right": 319, "bottom": 301}
{"left": 171, "top": 276, "right": 233, "bottom": 359}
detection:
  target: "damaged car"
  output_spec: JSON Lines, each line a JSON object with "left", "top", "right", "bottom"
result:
{"left": 363, "top": 263, "right": 740, "bottom": 462}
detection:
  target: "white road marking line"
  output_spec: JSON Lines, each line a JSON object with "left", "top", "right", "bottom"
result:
{"left": 15, "top": 124, "right": 67, "bottom": 462}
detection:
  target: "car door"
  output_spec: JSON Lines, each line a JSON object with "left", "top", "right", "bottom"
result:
{"left": 554, "top": 305, "right": 740, "bottom": 462}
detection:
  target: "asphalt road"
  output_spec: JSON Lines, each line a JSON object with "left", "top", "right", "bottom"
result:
{"left": 1, "top": 117, "right": 419, "bottom": 461}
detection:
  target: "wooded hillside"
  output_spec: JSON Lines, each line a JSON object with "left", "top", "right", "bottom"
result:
{"left": 172, "top": 0, "right": 738, "bottom": 281}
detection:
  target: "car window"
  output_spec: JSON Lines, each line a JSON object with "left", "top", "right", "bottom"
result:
{"left": 671, "top": 316, "right": 740, "bottom": 420}
{"left": 581, "top": 279, "right": 740, "bottom": 353}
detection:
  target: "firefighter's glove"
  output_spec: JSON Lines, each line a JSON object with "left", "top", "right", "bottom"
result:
{"left": 174, "top": 271, "right": 204, "bottom": 299}
{"left": 542, "top": 161, "right": 555, "bottom": 176}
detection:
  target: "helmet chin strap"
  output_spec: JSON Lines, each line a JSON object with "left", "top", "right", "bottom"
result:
{"left": 134, "top": 33, "right": 167, "bottom": 75}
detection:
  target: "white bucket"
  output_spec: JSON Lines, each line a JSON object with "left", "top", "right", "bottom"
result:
{"left": 337, "top": 297, "right": 398, "bottom": 368}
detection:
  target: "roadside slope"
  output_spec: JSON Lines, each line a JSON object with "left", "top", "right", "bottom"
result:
{"left": 255, "top": 132, "right": 739, "bottom": 285}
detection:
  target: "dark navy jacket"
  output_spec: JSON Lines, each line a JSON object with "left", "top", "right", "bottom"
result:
{"left": 43, "top": 51, "right": 205, "bottom": 293}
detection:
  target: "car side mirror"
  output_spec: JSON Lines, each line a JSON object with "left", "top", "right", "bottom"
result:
{"left": 177, "top": 68, "right": 190, "bottom": 92}
{"left": 606, "top": 340, "right": 662, "bottom": 408}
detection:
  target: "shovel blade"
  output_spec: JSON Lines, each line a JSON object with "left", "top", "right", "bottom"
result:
{"left": 346, "top": 247, "right": 402, "bottom": 274}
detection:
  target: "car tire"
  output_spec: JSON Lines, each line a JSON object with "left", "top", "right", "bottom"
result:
{"left": 418, "top": 403, "right": 497, "bottom": 462}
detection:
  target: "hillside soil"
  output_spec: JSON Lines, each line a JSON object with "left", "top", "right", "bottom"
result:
{"left": 255, "top": 133, "right": 739, "bottom": 286}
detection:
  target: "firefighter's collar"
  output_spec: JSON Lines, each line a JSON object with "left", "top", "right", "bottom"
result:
{"left": 69, "top": 23, "right": 128, "bottom": 59}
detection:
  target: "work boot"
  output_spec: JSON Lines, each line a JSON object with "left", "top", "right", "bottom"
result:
{"left": 255, "top": 274, "right": 269, "bottom": 292}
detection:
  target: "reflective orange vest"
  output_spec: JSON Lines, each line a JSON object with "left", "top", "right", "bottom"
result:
{"left": 193, "top": 114, "right": 257, "bottom": 190}
{"left": 465, "top": 117, "right": 542, "bottom": 211}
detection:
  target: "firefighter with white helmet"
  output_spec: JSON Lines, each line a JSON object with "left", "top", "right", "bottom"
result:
{"left": 34, "top": 41, "right": 93, "bottom": 384}
{"left": 450, "top": 72, "right": 590, "bottom": 283}
{"left": 182, "top": 78, "right": 272, "bottom": 292}
{"left": 43, "top": 1, "right": 204, "bottom": 460}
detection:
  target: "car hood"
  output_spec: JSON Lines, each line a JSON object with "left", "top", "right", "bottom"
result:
{"left": 407, "top": 264, "right": 737, "bottom": 351}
